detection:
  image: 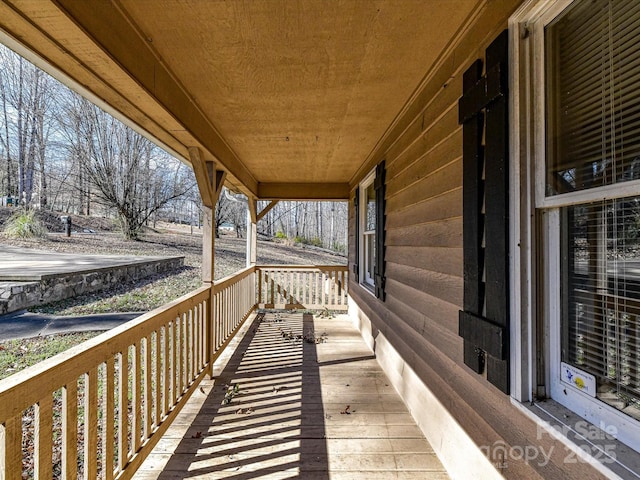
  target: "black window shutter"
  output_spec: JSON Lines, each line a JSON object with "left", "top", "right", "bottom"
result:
{"left": 457, "top": 30, "right": 510, "bottom": 394}
{"left": 374, "top": 161, "right": 386, "bottom": 300}
{"left": 353, "top": 188, "right": 360, "bottom": 282}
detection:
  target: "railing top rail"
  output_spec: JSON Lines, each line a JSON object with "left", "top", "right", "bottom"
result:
{"left": 256, "top": 264, "right": 348, "bottom": 271}
{"left": 0, "top": 284, "right": 211, "bottom": 419}
{"left": 213, "top": 265, "right": 256, "bottom": 292}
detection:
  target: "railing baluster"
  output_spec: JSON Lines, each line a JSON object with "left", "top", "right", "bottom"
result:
{"left": 35, "top": 395, "right": 53, "bottom": 479}
{"left": 217, "top": 292, "right": 221, "bottom": 350}
{"left": 200, "top": 303, "right": 205, "bottom": 370}
{"left": 144, "top": 335, "right": 152, "bottom": 440}
{"left": 182, "top": 313, "right": 187, "bottom": 392}
{"left": 171, "top": 318, "right": 178, "bottom": 403}
{"left": 183, "top": 313, "right": 187, "bottom": 389}
{"left": 230, "top": 287, "right": 234, "bottom": 334}
{"left": 133, "top": 342, "right": 142, "bottom": 452}
{"left": 221, "top": 291, "right": 225, "bottom": 347}
{"left": 154, "top": 330, "right": 161, "bottom": 428}
{"left": 194, "top": 307, "right": 200, "bottom": 373}
{"left": 62, "top": 382, "right": 78, "bottom": 480}
{"left": 224, "top": 288, "right": 229, "bottom": 340}
{"left": 269, "top": 273, "right": 274, "bottom": 306}
{"left": 330, "top": 270, "right": 336, "bottom": 307}
{"left": 163, "top": 324, "right": 170, "bottom": 417}
{"left": 84, "top": 367, "right": 98, "bottom": 480}
{"left": 104, "top": 358, "right": 115, "bottom": 480}
{"left": 284, "top": 269, "right": 290, "bottom": 305}
{"left": 227, "top": 286, "right": 232, "bottom": 329}
{"left": 189, "top": 309, "right": 194, "bottom": 382}
{"left": 185, "top": 312, "right": 190, "bottom": 385}
{"left": 258, "top": 268, "right": 263, "bottom": 305}
{"left": 1, "top": 414, "right": 22, "bottom": 480}
{"left": 118, "top": 349, "right": 129, "bottom": 471}
{"left": 189, "top": 305, "right": 199, "bottom": 376}
{"left": 211, "top": 296, "right": 217, "bottom": 356}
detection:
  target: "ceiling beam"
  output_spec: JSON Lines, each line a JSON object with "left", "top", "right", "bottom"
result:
{"left": 257, "top": 183, "right": 350, "bottom": 200}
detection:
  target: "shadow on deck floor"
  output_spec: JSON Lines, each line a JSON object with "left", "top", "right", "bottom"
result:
{"left": 134, "top": 311, "right": 449, "bottom": 479}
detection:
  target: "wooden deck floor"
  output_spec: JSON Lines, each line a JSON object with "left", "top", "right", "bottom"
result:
{"left": 134, "top": 311, "right": 449, "bottom": 479}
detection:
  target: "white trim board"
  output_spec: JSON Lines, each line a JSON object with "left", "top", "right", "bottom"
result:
{"left": 348, "top": 298, "right": 502, "bottom": 480}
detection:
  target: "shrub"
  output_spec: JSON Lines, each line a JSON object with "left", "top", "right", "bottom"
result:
{"left": 332, "top": 242, "right": 346, "bottom": 254}
{"left": 310, "top": 237, "right": 323, "bottom": 247}
{"left": 3, "top": 209, "right": 47, "bottom": 238}
{"left": 275, "top": 230, "right": 287, "bottom": 239}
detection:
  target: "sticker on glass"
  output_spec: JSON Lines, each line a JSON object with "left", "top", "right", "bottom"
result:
{"left": 560, "top": 362, "right": 596, "bottom": 397}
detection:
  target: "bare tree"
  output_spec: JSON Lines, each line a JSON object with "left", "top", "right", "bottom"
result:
{"left": 62, "top": 96, "right": 195, "bottom": 239}
{"left": 214, "top": 188, "right": 246, "bottom": 238}
{"left": 254, "top": 199, "right": 347, "bottom": 252}
{"left": 0, "top": 44, "right": 58, "bottom": 205}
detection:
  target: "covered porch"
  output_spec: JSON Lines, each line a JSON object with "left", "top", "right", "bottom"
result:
{"left": 0, "top": 265, "right": 446, "bottom": 479}
{"left": 0, "top": 0, "right": 514, "bottom": 478}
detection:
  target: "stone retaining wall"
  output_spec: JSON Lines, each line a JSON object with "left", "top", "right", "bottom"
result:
{"left": 0, "top": 257, "right": 184, "bottom": 315}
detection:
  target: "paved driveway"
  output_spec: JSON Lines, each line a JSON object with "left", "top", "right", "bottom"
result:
{"left": 0, "top": 245, "right": 172, "bottom": 281}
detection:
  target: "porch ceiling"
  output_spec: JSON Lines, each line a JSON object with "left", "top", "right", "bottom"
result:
{"left": 0, "top": 0, "right": 479, "bottom": 199}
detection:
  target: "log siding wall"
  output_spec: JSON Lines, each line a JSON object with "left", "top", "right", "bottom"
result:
{"left": 349, "top": 1, "right": 610, "bottom": 478}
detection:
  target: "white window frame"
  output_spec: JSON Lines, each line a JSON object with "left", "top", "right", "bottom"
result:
{"left": 359, "top": 169, "right": 376, "bottom": 293}
{"left": 510, "top": 0, "right": 640, "bottom": 452}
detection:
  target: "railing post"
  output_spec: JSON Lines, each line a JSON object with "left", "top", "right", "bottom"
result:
{"left": 190, "top": 149, "right": 226, "bottom": 379}
{"left": 202, "top": 202, "right": 216, "bottom": 379}
{"left": 246, "top": 200, "right": 257, "bottom": 268}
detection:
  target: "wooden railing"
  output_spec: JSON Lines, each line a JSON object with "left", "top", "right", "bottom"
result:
{"left": 210, "top": 266, "right": 257, "bottom": 363}
{"left": 0, "top": 264, "right": 345, "bottom": 479}
{"left": 256, "top": 265, "right": 349, "bottom": 311}
{"left": 0, "top": 268, "right": 256, "bottom": 480}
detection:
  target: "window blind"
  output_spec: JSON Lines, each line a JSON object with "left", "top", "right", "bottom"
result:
{"left": 563, "top": 197, "right": 640, "bottom": 419}
{"left": 548, "top": 0, "right": 640, "bottom": 420}
{"left": 546, "top": 0, "right": 640, "bottom": 194}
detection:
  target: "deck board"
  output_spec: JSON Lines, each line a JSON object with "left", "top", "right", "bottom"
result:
{"left": 134, "top": 312, "right": 449, "bottom": 479}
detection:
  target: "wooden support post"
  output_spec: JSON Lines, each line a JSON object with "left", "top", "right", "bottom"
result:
{"left": 188, "top": 147, "right": 227, "bottom": 377}
{"left": 202, "top": 205, "right": 214, "bottom": 283}
{"left": 245, "top": 199, "right": 279, "bottom": 268}
{"left": 247, "top": 199, "right": 257, "bottom": 267}
{"left": 189, "top": 148, "right": 226, "bottom": 283}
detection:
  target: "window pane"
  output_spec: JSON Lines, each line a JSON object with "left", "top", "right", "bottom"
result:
{"left": 546, "top": 1, "right": 640, "bottom": 195}
{"left": 562, "top": 195, "right": 640, "bottom": 420}
{"left": 366, "top": 182, "right": 376, "bottom": 231}
{"left": 365, "top": 232, "right": 375, "bottom": 285}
